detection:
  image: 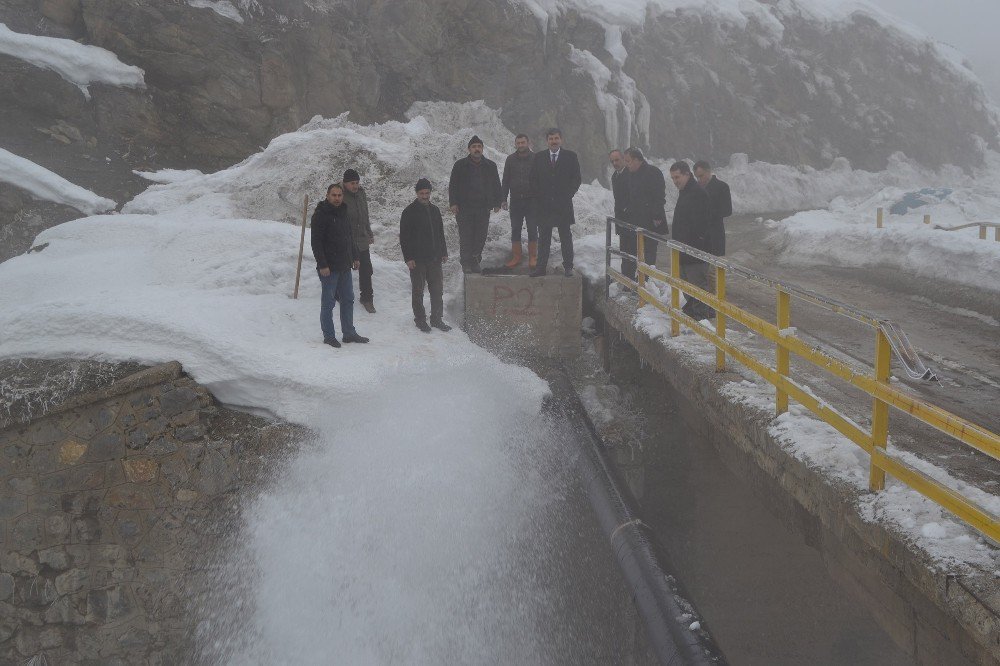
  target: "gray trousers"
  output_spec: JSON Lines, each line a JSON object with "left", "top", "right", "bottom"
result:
{"left": 456, "top": 207, "right": 490, "bottom": 266}
{"left": 680, "top": 262, "right": 714, "bottom": 319}
{"left": 410, "top": 260, "right": 444, "bottom": 323}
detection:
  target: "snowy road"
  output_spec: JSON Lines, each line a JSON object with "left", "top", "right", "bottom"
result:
{"left": 658, "top": 215, "right": 1000, "bottom": 495}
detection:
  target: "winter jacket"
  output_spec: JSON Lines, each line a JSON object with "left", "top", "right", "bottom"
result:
{"left": 671, "top": 177, "right": 712, "bottom": 265}
{"left": 501, "top": 151, "right": 535, "bottom": 201}
{"left": 611, "top": 168, "right": 629, "bottom": 221}
{"left": 311, "top": 200, "right": 358, "bottom": 271}
{"left": 400, "top": 200, "right": 448, "bottom": 264}
{"left": 339, "top": 184, "right": 374, "bottom": 251}
{"left": 448, "top": 156, "right": 502, "bottom": 209}
{"left": 703, "top": 175, "right": 732, "bottom": 256}
{"left": 531, "top": 148, "right": 582, "bottom": 227}
{"left": 623, "top": 162, "right": 667, "bottom": 232}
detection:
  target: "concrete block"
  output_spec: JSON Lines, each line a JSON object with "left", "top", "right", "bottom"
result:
{"left": 464, "top": 273, "right": 581, "bottom": 359}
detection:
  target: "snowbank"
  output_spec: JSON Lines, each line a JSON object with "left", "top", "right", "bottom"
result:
{"left": 0, "top": 23, "right": 144, "bottom": 99}
{"left": 0, "top": 147, "right": 117, "bottom": 215}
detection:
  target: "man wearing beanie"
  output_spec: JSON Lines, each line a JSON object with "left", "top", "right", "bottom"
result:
{"left": 448, "top": 135, "right": 501, "bottom": 273}
{"left": 400, "top": 179, "right": 452, "bottom": 333}
{"left": 339, "top": 168, "right": 377, "bottom": 313}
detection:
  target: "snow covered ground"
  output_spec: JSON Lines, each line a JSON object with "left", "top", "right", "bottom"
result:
{"left": 2, "top": 99, "right": 997, "bottom": 639}
{"left": 0, "top": 147, "right": 117, "bottom": 215}
{"left": 0, "top": 22, "right": 144, "bottom": 99}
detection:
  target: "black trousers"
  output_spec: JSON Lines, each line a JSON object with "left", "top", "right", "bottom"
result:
{"left": 357, "top": 249, "right": 374, "bottom": 301}
{"left": 619, "top": 229, "right": 658, "bottom": 280}
{"left": 509, "top": 198, "right": 538, "bottom": 243}
{"left": 410, "top": 260, "right": 444, "bottom": 323}
{"left": 536, "top": 223, "right": 573, "bottom": 270}
{"left": 681, "top": 262, "right": 714, "bottom": 319}
{"left": 456, "top": 207, "right": 491, "bottom": 266}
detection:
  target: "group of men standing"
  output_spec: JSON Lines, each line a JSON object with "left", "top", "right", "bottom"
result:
{"left": 609, "top": 149, "right": 732, "bottom": 321}
{"left": 448, "top": 129, "right": 582, "bottom": 278}
{"left": 308, "top": 132, "right": 733, "bottom": 347}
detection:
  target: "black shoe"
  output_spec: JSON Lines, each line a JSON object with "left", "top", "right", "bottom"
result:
{"left": 470, "top": 261, "right": 482, "bottom": 274}
{"left": 415, "top": 320, "right": 432, "bottom": 333}
{"left": 323, "top": 338, "right": 341, "bottom": 348}
{"left": 430, "top": 319, "right": 452, "bottom": 332}
{"left": 361, "top": 301, "right": 376, "bottom": 314}
{"left": 563, "top": 267, "right": 574, "bottom": 277}
{"left": 342, "top": 333, "right": 369, "bottom": 343}
{"left": 529, "top": 266, "right": 547, "bottom": 277}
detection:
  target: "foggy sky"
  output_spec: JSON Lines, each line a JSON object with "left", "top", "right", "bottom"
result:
{"left": 867, "top": 0, "right": 1000, "bottom": 103}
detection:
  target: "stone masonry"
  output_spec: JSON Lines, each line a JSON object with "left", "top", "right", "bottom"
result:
{"left": 0, "top": 361, "right": 301, "bottom": 664}
{"left": 464, "top": 273, "right": 582, "bottom": 360}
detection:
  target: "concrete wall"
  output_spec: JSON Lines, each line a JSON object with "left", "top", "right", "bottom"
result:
{"left": 464, "top": 273, "right": 582, "bottom": 360}
{"left": 597, "top": 295, "right": 999, "bottom": 666}
{"left": 0, "top": 361, "right": 300, "bottom": 663}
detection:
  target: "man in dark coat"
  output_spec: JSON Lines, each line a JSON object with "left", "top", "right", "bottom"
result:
{"left": 620, "top": 147, "right": 667, "bottom": 280}
{"left": 500, "top": 133, "right": 537, "bottom": 268}
{"left": 610, "top": 148, "right": 628, "bottom": 223}
{"left": 669, "top": 161, "right": 715, "bottom": 321}
{"left": 311, "top": 183, "right": 369, "bottom": 347}
{"left": 448, "top": 135, "right": 502, "bottom": 273}
{"left": 340, "top": 168, "right": 377, "bottom": 313}
{"left": 529, "top": 128, "right": 582, "bottom": 277}
{"left": 400, "top": 178, "right": 452, "bottom": 333}
{"left": 694, "top": 160, "right": 732, "bottom": 256}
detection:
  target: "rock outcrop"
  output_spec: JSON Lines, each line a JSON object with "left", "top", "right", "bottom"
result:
{"left": 1, "top": 0, "right": 997, "bottom": 217}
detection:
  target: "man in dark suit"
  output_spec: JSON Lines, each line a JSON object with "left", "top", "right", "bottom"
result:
{"left": 609, "top": 149, "right": 628, "bottom": 221}
{"left": 670, "top": 161, "right": 715, "bottom": 320}
{"left": 693, "top": 160, "right": 732, "bottom": 257}
{"left": 529, "top": 128, "right": 582, "bottom": 277}
{"left": 620, "top": 147, "right": 667, "bottom": 280}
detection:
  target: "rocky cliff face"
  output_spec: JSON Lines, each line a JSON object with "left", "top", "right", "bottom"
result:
{"left": 1, "top": 0, "right": 997, "bottom": 208}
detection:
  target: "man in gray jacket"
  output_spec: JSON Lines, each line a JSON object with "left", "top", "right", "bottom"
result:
{"left": 341, "top": 168, "right": 377, "bottom": 313}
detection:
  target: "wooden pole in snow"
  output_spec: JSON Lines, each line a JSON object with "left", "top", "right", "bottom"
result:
{"left": 293, "top": 194, "right": 309, "bottom": 299}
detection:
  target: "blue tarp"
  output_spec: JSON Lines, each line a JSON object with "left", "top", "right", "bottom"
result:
{"left": 889, "top": 187, "right": 953, "bottom": 215}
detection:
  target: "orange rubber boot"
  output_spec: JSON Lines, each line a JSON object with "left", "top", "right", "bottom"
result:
{"left": 504, "top": 242, "right": 523, "bottom": 268}
{"left": 528, "top": 241, "right": 538, "bottom": 268}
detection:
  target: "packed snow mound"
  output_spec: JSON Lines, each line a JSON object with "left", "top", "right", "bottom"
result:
{"left": 763, "top": 152, "right": 1000, "bottom": 292}
{"left": 0, "top": 147, "right": 117, "bottom": 215}
{"left": 0, "top": 212, "right": 547, "bottom": 424}
{"left": 0, "top": 22, "right": 145, "bottom": 99}
{"left": 125, "top": 101, "right": 517, "bottom": 261}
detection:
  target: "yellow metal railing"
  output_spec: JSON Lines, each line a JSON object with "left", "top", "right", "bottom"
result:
{"left": 604, "top": 217, "right": 1000, "bottom": 543}
{"left": 876, "top": 206, "right": 1000, "bottom": 241}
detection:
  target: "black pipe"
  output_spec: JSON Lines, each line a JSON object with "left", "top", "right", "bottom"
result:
{"left": 543, "top": 369, "right": 727, "bottom": 666}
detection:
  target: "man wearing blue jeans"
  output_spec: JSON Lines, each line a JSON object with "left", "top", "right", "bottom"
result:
{"left": 311, "top": 183, "right": 370, "bottom": 348}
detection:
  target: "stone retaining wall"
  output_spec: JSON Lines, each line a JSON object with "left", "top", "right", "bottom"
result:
{"left": 0, "top": 361, "right": 300, "bottom": 663}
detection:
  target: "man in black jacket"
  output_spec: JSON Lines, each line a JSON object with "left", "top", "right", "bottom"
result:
{"left": 620, "top": 147, "right": 667, "bottom": 280}
{"left": 400, "top": 178, "right": 452, "bottom": 333}
{"left": 529, "top": 128, "right": 582, "bottom": 278}
{"left": 610, "top": 149, "right": 628, "bottom": 222}
{"left": 669, "top": 162, "right": 715, "bottom": 321}
{"left": 449, "top": 135, "right": 502, "bottom": 274}
{"left": 340, "top": 168, "right": 377, "bottom": 312}
{"left": 694, "top": 160, "right": 732, "bottom": 256}
{"left": 500, "top": 134, "right": 537, "bottom": 268}
{"left": 311, "top": 184, "right": 370, "bottom": 347}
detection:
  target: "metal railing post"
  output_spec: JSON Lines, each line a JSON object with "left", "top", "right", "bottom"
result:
{"left": 996, "top": 227, "right": 1000, "bottom": 242}
{"left": 670, "top": 248, "right": 681, "bottom": 337}
{"left": 605, "top": 218, "right": 612, "bottom": 300}
{"left": 715, "top": 266, "right": 726, "bottom": 371}
{"left": 637, "top": 231, "right": 648, "bottom": 306}
{"left": 869, "top": 328, "right": 892, "bottom": 491}
{"left": 876, "top": 207, "right": 884, "bottom": 229}
{"left": 776, "top": 290, "right": 791, "bottom": 415}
